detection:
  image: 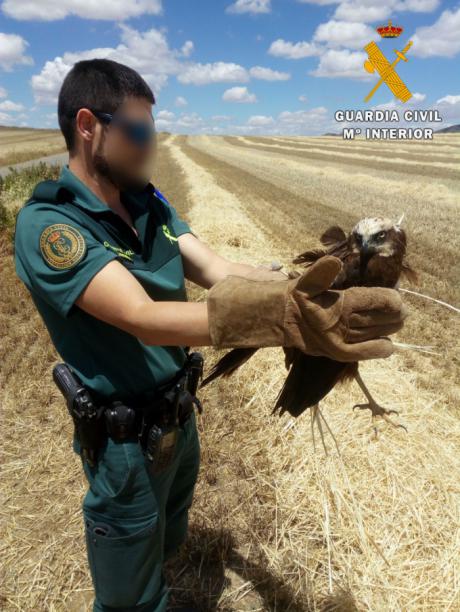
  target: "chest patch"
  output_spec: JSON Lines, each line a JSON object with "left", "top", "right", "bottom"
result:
{"left": 39, "top": 223, "right": 87, "bottom": 270}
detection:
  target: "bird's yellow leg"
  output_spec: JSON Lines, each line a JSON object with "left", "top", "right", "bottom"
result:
{"left": 353, "top": 370, "right": 408, "bottom": 436}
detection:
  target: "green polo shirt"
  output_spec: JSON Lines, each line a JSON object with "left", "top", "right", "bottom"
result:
{"left": 14, "top": 163, "right": 196, "bottom": 407}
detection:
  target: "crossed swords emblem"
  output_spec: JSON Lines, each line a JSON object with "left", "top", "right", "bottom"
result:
{"left": 363, "top": 40, "right": 413, "bottom": 103}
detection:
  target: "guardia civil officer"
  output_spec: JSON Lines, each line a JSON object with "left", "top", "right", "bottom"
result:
{"left": 14, "top": 58, "right": 408, "bottom": 611}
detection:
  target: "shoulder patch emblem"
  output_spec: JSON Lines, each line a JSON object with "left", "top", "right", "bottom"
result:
{"left": 39, "top": 223, "right": 87, "bottom": 270}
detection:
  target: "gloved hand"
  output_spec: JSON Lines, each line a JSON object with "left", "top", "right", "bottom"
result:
{"left": 206, "top": 255, "right": 409, "bottom": 362}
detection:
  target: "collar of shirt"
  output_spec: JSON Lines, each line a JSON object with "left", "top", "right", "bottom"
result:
{"left": 57, "top": 163, "right": 157, "bottom": 259}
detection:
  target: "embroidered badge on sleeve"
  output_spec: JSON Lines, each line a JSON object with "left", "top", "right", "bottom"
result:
{"left": 39, "top": 223, "right": 87, "bottom": 270}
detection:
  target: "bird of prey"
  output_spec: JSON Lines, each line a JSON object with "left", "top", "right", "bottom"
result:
{"left": 199, "top": 215, "right": 417, "bottom": 436}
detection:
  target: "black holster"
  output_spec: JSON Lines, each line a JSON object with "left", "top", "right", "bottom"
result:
{"left": 53, "top": 351, "right": 204, "bottom": 468}
{"left": 52, "top": 363, "right": 106, "bottom": 467}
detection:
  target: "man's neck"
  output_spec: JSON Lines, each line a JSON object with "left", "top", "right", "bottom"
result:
{"left": 68, "top": 156, "right": 122, "bottom": 212}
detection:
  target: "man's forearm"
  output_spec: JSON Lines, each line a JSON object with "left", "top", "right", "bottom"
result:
{"left": 134, "top": 261, "right": 284, "bottom": 347}
{"left": 134, "top": 300, "right": 212, "bottom": 347}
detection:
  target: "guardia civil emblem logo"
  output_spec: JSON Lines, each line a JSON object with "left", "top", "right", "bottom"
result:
{"left": 39, "top": 223, "right": 86, "bottom": 269}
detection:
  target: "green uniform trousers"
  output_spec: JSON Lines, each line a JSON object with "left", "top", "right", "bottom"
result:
{"left": 78, "top": 410, "right": 200, "bottom": 611}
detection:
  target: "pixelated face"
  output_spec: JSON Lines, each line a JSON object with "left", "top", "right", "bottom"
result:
{"left": 350, "top": 217, "right": 398, "bottom": 257}
{"left": 92, "top": 96, "right": 157, "bottom": 193}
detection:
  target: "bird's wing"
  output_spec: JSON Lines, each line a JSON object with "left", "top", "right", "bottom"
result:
{"left": 320, "top": 225, "right": 347, "bottom": 247}
{"left": 272, "top": 351, "right": 350, "bottom": 417}
{"left": 292, "top": 226, "right": 350, "bottom": 267}
{"left": 283, "top": 346, "right": 296, "bottom": 370}
{"left": 396, "top": 228, "right": 418, "bottom": 284}
{"left": 199, "top": 348, "right": 258, "bottom": 387}
{"left": 291, "top": 247, "right": 328, "bottom": 265}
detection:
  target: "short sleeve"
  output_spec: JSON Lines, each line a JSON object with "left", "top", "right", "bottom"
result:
{"left": 153, "top": 187, "right": 198, "bottom": 238}
{"left": 14, "top": 203, "right": 119, "bottom": 318}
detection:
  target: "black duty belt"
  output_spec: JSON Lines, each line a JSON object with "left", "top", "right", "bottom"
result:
{"left": 52, "top": 351, "right": 204, "bottom": 468}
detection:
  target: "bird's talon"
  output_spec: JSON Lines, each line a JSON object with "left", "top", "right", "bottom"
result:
{"left": 352, "top": 401, "right": 407, "bottom": 433}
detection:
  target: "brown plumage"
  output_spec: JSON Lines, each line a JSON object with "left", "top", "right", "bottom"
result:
{"left": 200, "top": 215, "right": 417, "bottom": 434}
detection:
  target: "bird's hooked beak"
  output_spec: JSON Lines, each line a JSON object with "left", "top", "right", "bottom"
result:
{"left": 360, "top": 239, "right": 375, "bottom": 255}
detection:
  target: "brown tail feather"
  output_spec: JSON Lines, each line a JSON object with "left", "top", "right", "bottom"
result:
{"left": 199, "top": 348, "right": 258, "bottom": 388}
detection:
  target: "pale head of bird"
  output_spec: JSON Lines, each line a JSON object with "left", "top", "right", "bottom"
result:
{"left": 350, "top": 215, "right": 405, "bottom": 258}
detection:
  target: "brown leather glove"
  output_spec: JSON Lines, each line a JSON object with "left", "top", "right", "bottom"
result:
{"left": 207, "top": 255, "right": 409, "bottom": 362}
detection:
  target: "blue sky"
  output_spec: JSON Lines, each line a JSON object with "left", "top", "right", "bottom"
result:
{"left": 0, "top": 0, "right": 459, "bottom": 135}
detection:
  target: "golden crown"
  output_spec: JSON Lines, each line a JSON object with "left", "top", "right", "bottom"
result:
{"left": 376, "top": 19, "right": 403, "bottom": 38}
{"left": 49, "top": 231, "right": 61, "bottom": 242}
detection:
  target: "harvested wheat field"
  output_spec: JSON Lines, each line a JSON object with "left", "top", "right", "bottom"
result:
{"left": 1, "top": 132, "right": 459, "bottom": 611}
{"left": 0, "top": 126, "right": 66, "bottom": 167}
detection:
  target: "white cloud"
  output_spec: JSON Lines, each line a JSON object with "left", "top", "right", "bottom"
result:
{"left": 397, "top": 0, "right": 439, "bottom": 11}
{"left": 247, "top": 114, "right": 274, "bottom": 125}
{"left": 333, "top": 0, "right": 439, "bottom": 23}
{"left": 0, "top": 99, "right": 25, "bottom": 111}
{"left": 30, "top": 24, "right": 193, "bottom": 103}
{"left": 310, "top": 48, "right": 370, "bottom": 79}
{"left": 0, "top": 32, "right": 34, "bottom": 71}
{"left": 1, "top": 0, "right": 163, "bottom": 21}
{"left": 222, "top": 86, "right": 257, "bottom": 103}
{"left": 435, "top": 94, "right": 460, "bottom": 122}
{"left": 296, "top": 0, "right": 339, "bottom": 4}
{"left": 249, "top": 65, "right": 290, "bottom": 80}
{"left": 174, "top": 95, "right": 188, "bottom": 107}
{"left": 226, "top": 0, "right": 271, "bottom": 14}
{"left": 333, "top": 2, "right": 393, "bottom": 22}
{"left": 156, "top": 109, "right": 175, "bottom": 120}
{"left": 181, "top": 40, "right": 194, "bottom": 57}
{"left": 0, "top": 86, "right": 7, "bottom": 97}
{"left": 235, "top": 106, "right": 332, "bottom": 135}
{"left": 163, "top": 104, "right": 333, "bottom": 136}
{"left": 29, "top": 24, "right": 298, "bottom": 108}
{"left": 371, "top": 91, "right": 426, "bottom": 111}
{"left": 178, "top": 61, "right": 249, "bottom": 85}
{"left": 175, "top": 112, "right": 205, "bottom": 128}
{"left": 411, "top": 6, "right": 460, "bottom": 58}
{"left": 136, "top": 104, "right": 336, "bottom": 136}
{"left": 313, "top": 20, "right": 377, "bottom": 49}
{"left": 0, "top": 108, "right": 30, "bottom": 126}
{"left": 298, "top": 94, "right": 308, "bottom": 102}
{"left": 268, "top": 38, "right": 321, "bottom": 59}
{"left": 436, "top": 94, "right": 460, "bottom": 105}
{"left": 278, "top": 106, "right": 328, "bottom": 124}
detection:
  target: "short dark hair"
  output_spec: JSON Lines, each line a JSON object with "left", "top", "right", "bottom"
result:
{"left": 58, "top": 58, "right": 156, "bottom": 154}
